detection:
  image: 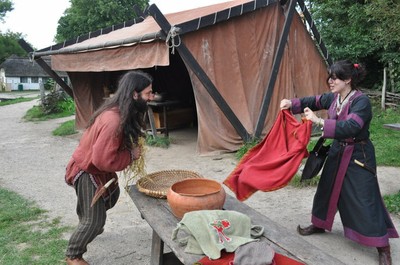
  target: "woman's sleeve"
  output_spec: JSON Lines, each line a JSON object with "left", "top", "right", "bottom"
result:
{"left": 291, "top": 93, "right": 334, "bottom": 114}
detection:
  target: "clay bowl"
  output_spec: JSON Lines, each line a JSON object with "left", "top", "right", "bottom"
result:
{"left": 167, "top": 178, "right": 226, "bottom": 219}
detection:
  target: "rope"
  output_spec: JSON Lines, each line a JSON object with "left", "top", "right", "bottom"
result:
{"left": 166, "top": 26, "right": 181, "bottom": 54}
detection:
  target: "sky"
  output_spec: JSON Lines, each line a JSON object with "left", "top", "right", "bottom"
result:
{"left": 0, "top": 0, "right": 229, "bottom": 50}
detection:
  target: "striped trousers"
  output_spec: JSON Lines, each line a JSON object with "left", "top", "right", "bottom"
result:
{"left": 65, "top": 172, "right": 119, "bottom": 258}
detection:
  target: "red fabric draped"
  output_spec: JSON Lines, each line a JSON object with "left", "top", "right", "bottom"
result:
{"left": 223, "top": 110, "right": 312, "bottom": 201}
{"left": 194, "top": 250, "right": 305, "bottom": 265}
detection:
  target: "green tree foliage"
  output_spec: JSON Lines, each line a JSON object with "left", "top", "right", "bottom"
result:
{"left": 55, "top": 0, "right": 149, "bottom": 43}
{"left": 310, "top": 0, "right": 400, "bottom": 91}
{"left": 0, "top": 0, "right": 13, "bottom": 22}
{"left": 0, "top": 31, "right": 27, "bottom": 63}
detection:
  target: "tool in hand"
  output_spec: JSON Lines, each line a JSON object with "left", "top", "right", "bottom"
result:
{"left": 90, "top": 178, "right": 116, "bottom": 207}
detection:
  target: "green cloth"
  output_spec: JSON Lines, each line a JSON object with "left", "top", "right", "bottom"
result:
{"left": 172, "top": 210, "right": 264, "bottom": 259}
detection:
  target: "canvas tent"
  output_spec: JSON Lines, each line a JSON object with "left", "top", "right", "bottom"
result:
{"left": 26, "top": 0, "right": 331, "bottom": 155}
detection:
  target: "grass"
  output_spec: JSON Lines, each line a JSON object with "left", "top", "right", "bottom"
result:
{"left": 0, "top": 96, "right": 38, "bottom": 106}
{"left": 0, "top": 187, "right": 71, "bottom": 265}
{"left": 384, "top": 191, "right": 400, "bottom": 216}
{"left": 52, "top": 119, "right": 77, "bottom": 136}
{"left": 23, "top": 104, "right": 75, "bottom": 121}
{"left": 145, "top": 134, "right": 171, "bottom": 148}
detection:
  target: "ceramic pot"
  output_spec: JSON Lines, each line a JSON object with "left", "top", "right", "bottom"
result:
{"left": 167, "top": 178, "right": 226, "bottom": 219}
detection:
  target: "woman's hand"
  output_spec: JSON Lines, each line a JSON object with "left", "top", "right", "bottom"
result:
{"left": 304, "top": 107, "right": 320, "bottom": 124}
{"left": 280, "top": 99, "right": 292, "bottom": 109}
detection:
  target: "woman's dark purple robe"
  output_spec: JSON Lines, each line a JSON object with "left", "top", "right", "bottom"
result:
{"left": 291, "top": 90, "right": 398, "bottom": 247}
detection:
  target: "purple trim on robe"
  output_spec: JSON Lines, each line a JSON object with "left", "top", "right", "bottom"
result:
{"left": 328, "top": 94, "right": 339, "bottom": 119}
{"left": 315, "top": 95, "right": 323, "bottom": 109}
{"left": 312, "top": 215, "right": 332, "bottom": 231}
{"left": 348, "top": 113, "right": 364, "bottom": 128}
{"left": 312, "top": 144, "right": 354, "bottom": 230}
{"left": 344, "top": 226, "right": 389, "bottom": 247}
{"left": 291, "top": 98, "right": 302, "bottom": 114}
{"left": 322, "top": 119, "right": 336, "bottom": 138}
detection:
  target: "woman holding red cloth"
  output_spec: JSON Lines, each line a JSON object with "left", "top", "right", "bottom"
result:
{"left": 280, "top": 60, "right": 398, "bottom": 265}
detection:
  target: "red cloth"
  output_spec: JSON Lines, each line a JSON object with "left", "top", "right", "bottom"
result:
{"left": 194, "top": 251, "right": 234, "bottom": 265}
{"left": 224, "top": 110, "right": 312, "bottom": 201}
{"left": 194, "top": 251, "right": 305, "bottom": 265}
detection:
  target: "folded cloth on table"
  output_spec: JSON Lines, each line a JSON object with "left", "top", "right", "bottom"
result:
{"left": 172, "top": 210, "right": 264, "bottom": 259}
{"left": 233, "top": 241, "right": 275, "bottom": 265}
{"left": 224, "top": 110, "right": 312, "bottom": 201}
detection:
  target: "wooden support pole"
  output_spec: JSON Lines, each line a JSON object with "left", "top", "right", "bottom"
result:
{"left": 382, "top": 67, "right": 387, "bottom": 110}
{"left": 148, "top": 4, "right": 251, "bottom": 141}
{"left": 18, "top": 39, "right": 74, "bottom": 98}
{"left": 254, "top": 0, "right": 296, "bottom": 138}
{"left": 296, "top": 0, "right": 332, "bottom": 66}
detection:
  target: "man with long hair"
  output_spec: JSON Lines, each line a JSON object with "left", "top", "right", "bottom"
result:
{"left": 64, "top": 70, "right": 154, "bottom": 264}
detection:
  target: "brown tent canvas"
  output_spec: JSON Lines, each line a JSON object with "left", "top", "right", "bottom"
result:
{"left": 34, "top": 0, "right": 329, "bottom": 155}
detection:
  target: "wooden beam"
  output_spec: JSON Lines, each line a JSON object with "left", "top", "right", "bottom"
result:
{"left": 296, "top": 0, "right": 332, "bottom": 66}
{"left": 148, "top": 4, "right": 251, "bottom": 141}
{"left": 254, "top": 0, "right": 296, "bottom": 137}
{"left": 18, "top": 39, "right": 74, "bottom": 98}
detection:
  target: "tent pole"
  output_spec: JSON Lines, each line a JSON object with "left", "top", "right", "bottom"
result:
{"left": 18, "top": 39, "right": 74, "bottom": 98}
{"left": 148, "top": 4, "right": 251, "bottom": 142}
{"left": 296, "top": 0, "right": 332, "bottom": 66}
{"left": 254, "top": 0, "right": 296, "bottom": 138}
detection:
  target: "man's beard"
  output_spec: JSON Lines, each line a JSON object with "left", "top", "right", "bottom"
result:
{"left": 134, "top": 96, "right": 148, "bottom": 113}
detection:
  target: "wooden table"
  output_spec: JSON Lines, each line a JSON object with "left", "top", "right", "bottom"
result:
{"left": 128, "top": 185, "right": 344, "bottom": 265}
{"left": 383, "top": 123, "right": 400, "bottom": 131}
{"left": 147, "top": 100, "right": 181, "bottom": 137}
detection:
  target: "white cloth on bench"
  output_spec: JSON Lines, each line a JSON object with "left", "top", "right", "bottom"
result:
{"left": 172, "top": 210, "right": 264, "bottom": 259}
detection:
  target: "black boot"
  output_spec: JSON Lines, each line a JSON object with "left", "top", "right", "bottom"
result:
{"left": 297, "top": 224, "right": 325, "bottom": 236}
{"left": 377, "top": 245, "right": 391, "bottom": 265}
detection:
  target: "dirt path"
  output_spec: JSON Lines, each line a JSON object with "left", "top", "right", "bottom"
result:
{"left": 0, "top": 97, "right": 399, "bottom": 264}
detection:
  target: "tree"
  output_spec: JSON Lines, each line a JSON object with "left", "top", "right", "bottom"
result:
{"left": 0, "top": 0, "right": 13, "bottom": 22}
{"left": 55, "top": 0, "right": 149, "bottom": 43}
{"left": 365, "top": 0, "right": 400, "bottom": 92}
{"left": 0, "top": 31, "right": 27, "bottom": 63}
{"left": 310, "top": 0, "right": 400, "bottom": 91}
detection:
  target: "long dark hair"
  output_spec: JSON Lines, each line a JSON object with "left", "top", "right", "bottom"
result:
{"left": 87, "top": 70, "right": 153, "bottom": 147}
{"left": 328, "top": 60, "right": 367, "bottom": 90}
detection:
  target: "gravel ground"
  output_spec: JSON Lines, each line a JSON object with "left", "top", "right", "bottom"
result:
{"left": 0, "top": 93, "right": 399, "bottom": 264}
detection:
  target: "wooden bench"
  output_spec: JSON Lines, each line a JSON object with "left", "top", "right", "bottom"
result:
{"left": 128, "top": 185, "right": 344, "bottom": 265}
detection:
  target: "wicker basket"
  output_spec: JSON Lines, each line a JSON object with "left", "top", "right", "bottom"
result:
{"left": 136, "top": 169, "right": 203, "bottom": 199}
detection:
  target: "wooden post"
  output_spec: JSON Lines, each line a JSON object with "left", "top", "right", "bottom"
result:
{"left": 382, "top": 67, "right": 387, "bottom": 110}
{"left": 39, "top": 82, "right": 46, "bottom": 102}
{"left": 18, "top": 39, "right": 74, "bottom": 98}
{"left": 148, "top": 4, "right": 251, "bottom": 141}
{"left": 254, "top": 0, "right": 296, "bottom": 137}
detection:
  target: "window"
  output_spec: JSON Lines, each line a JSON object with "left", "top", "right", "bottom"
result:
{"left": 31, "top": 77, "right": 39, "bottom": 83}
{"left": 20, "top": 77, "right": 28, "bottom": 83}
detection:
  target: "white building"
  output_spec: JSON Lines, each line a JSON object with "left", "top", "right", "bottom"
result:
{"left": 0, "top": 55, "right": 68, "bottom": 91}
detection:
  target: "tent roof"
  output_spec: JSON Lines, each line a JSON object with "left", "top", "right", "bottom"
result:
{"left": 34, "top": 0, "right": 278, "bottom": 56}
